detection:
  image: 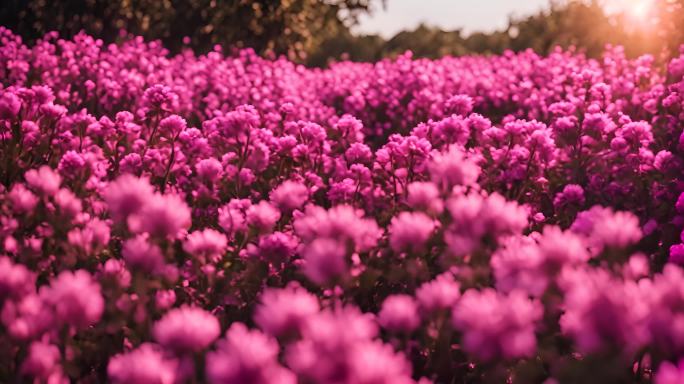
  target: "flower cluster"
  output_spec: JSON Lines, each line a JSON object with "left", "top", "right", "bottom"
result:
{"left": 1, "top": 28, "right": 684, "bottom": 382}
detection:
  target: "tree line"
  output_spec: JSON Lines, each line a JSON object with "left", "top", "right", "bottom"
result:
{"left": 0, "top": 0, "right": 682, "bottom": 66}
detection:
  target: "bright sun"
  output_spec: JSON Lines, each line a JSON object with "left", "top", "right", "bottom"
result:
{"left": 608, "top": 0, "right": 657, "bottom": 26}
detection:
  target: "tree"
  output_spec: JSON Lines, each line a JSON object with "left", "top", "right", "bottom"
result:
{"left": 0, "top": 0, "right": 382, "bottom": 61}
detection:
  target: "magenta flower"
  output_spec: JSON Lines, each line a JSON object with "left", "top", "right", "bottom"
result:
{"left": 428, "top": 145, "right": 480, "bottom": 189}
{"left": 406, "top": 181, "right": 444, "bottom": 215}
{"left": 269, "top": 180, "right": 309, "bottom": 212}
{"left": 415, "top": 273, "right": 461, "bottom": 313}
{"left": 248, "top": 231, "right": 299, "bottom": 264}
{"left": 0, "top": 256, "right": 35, "bottom": 300}
{"left": 103, "top": 175, "right": 155, "bottom": 221}
{"left": 0, "top": 91, "right": 21, "bottom": 119}
{"left": 286, "top": 306, "right": 379, "bottom": 383}
{"left": 127, "top": 193, "right": 191, "bottom": 239}
{"left": 254, "top": 284, "right": 319, "bottom": 338}
{"left": 559, "top": 267, "right": 649, "bottom": 354}
{"left": 1, "top": 27, "right": 684, "bottom": 383}
{"left": 246, "top": 201, "right": 281, "bottom": 233}
{"left": 218, "top": 199, "right": 249, "bottom": 238}
{"left": 1, "top": 294, "right": 54, "bottom": 340}
{"left": 571, "top": 206, "right": 642, "bottom": 251}
{"left": 553, "top": 184, "right": 585, "bottom": 208}
{"left": 122, "top": 234, "right": 166, "bottom": 273}
{"left": 195, "top": 158, "right": 223, "bottom": 182}
{"left": 57, "top": 150, "right": 87, "bottom": 179}
{"left": 206, "top": 323, "right": 296, "bottom": 384}
{"left": 294, "top": 204, "right": 381, "bottom": 252}
{"left": 159, "top": 114, "right": 187, "bottom": 137}
{"left": 389, "top": 211, "right": 436, "bottom": 253}
{"left": 152, "top": 306, "right": 220, "bottom": 353}
{"left": 8, "top": 184, "right": 38, "bottom": 213}
{"left": 20, "top": 340, "right": 62, "bottom": 380}
{"left": 347, "top": 341, "right": 415, "bottom": 384}
{"left": 536, "top": 226, "right": 590, "bottom": 270}
{"left": 378, "top": 294, "right": 421, "bottom": 333}
{"left": 183, "top": 228, "right": 228, "bottom": 263}
{"left": 445, "top": 94, "right": 474, "bottom": 116}
{"left": 491, "top": 236, "right": 547, "bottom": 297}
{"left": 655, "top": 360, "right": 684, "bottom": 384}
{"left": 24, "top": 166, "right": 61, "bottom": 196}
{"left": 42, "top": 270, "right": 104, "bottom": 328}
{"left": 54, "top": 188, "right": 83, "bottom": 217}
{"left": 452, "top": 288, "right": 542, "bottom": 361}
{"left": 301, "top": 237, "right": 347, "bottom": 285}
{"left": 108, "top": 343, "right": 178, "bottom": 384}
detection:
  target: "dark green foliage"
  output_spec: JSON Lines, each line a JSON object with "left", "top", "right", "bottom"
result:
{"left": 0, "top": 0, "right": 379, "bottom": 61}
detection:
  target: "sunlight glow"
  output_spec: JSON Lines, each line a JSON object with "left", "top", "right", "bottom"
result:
{"left": 605, "top": 0, "right": 658, "bottom": 27}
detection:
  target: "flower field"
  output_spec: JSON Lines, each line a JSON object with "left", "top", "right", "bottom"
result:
{"left": 2, "top": 27, "right": 684, "bottom": 383}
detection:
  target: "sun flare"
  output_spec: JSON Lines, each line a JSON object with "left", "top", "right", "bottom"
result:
{"left": 606, "top": 0, "right": 657, "bottom": 26}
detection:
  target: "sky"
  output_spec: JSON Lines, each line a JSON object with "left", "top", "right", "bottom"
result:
{"left": 353, "top": 0, "right": 553, "bottom": 38}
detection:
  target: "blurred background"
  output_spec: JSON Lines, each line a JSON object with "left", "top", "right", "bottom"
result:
{"left": 0, "top": 0, "right": 682, "bottom": 66}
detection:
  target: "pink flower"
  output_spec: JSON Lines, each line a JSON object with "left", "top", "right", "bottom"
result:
{"left": 347, "top": 341, "right": 415, "bottom": 384}
{"left": 195, "top": 158, "right": 223, "bottom": 181}
{"left": 142, "top": 84, "right": 178, "bottom": 111}
{"left": 389, "top": 211, "right": 435, "bottom": 253}
{"left": 128, "top": 193, "right": 191, "bottom": 239}
{"left": 571, "top": 206, "right": 642, "bottom": 251}
{"left": 20, "top": 340, "right": 61, "bottom": 380}
{"left": 642, "top": 265, "right": 684, "bottom": 356}
{"left": 415, "top": 273, "right": 461, "bottom": 313}
{"left": 254, "top": 284, "right": 319, "bottom": 338}
{"left": 655, "top": 360, "right": 684, "bottom": 384}
{"left": 1, "top": 294, "right": 53, "bottom": 340}
{"left": 670, "top": 244, "right": 684, "bottom": 265}
{"left": 446, "top": 192, "right": 528, "bottom": 256}
{"left": 25, "top": 166, "right": 61, "bottom": 196}
{"left": 452, "top": 288, "right": 542, "bottom": 361}
{"left": 269, "top": 180, "right": 309, "bottom": 212}
{"left": 286, "top": 306, "right": 379, "bottom": 383}
{"left": 0, "top": 91, "right": 21, "bottom": 119}
{"left": 428, "top": 145, "right": 480, "bottom": 189}
{"left": 378, "top": 294, "right": 420, "bottom": 333}
{"left": 42, "top": 270, "right": 104, "bottom": 328}
{"left": 248, "top": 231, "right": 298, "bottom": 264}
{"left": 301, "top": 238, "right": 347, "bottom": 285}
{"left": 155, "top": 290, "right": 177, "bottom": 311}
{"left": 537, "top": 226, "right": 590, "bottom": 270}
{"left": 122, "top": 234, "right": 166, "bottom": 272}
{"left": 559, "top": 267, "right": 649, "bottom": 354}
{"left": 8, "top": 184, "right": 38, "bottom": 213}
{"left": 159, "top": 114, "right": 187, "bottom": 137}
{"left": 553, "top": 184, "right": 585, "bottom": 208}
{"left": 445, "top": 94, "right": 474, "bottom": 116}
{"left": 206, "top": 323, "right": 296, "bottom": 384}
{"left": 0, "top": 256, "right": 35, "bottom": 300}
{"left": 491, "top": 236, "right": 547, "bottom": 297}
{"left": 100, "top": 259, "right": 131, "bottom": 288}
{"left": 108, "top": 343, "right": 178, "bottom": 384}
{"left": 406, "top": 181, "right": 443, "bottom": 215}
{"left": 67, "top": 218, "right": 111, "bottom": 254}
{"left": 54, "top": 188, "right": 83, "bottom": 217}
{"left": 333, "top": 114, "right": 364, "bottom": 142}
{"left": 246, "top": 201, "right": 281, "bottom": 233}
{"left": 152, "top": 306, "right": 220, "bottom": 353}
{"left": 183, "top": 228, "right": 227, "bottom": 263}
{"left": 57, "top": 150, "right": 86, "bottom": 179}
{"left": 103, "top": 175, "right": 155, "bottom": 221}
{"left": 294, "top": 204, "right": 381, "bottom": 252}
{"left": 218, "top": 199, "right": 250, "bottom": 237}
